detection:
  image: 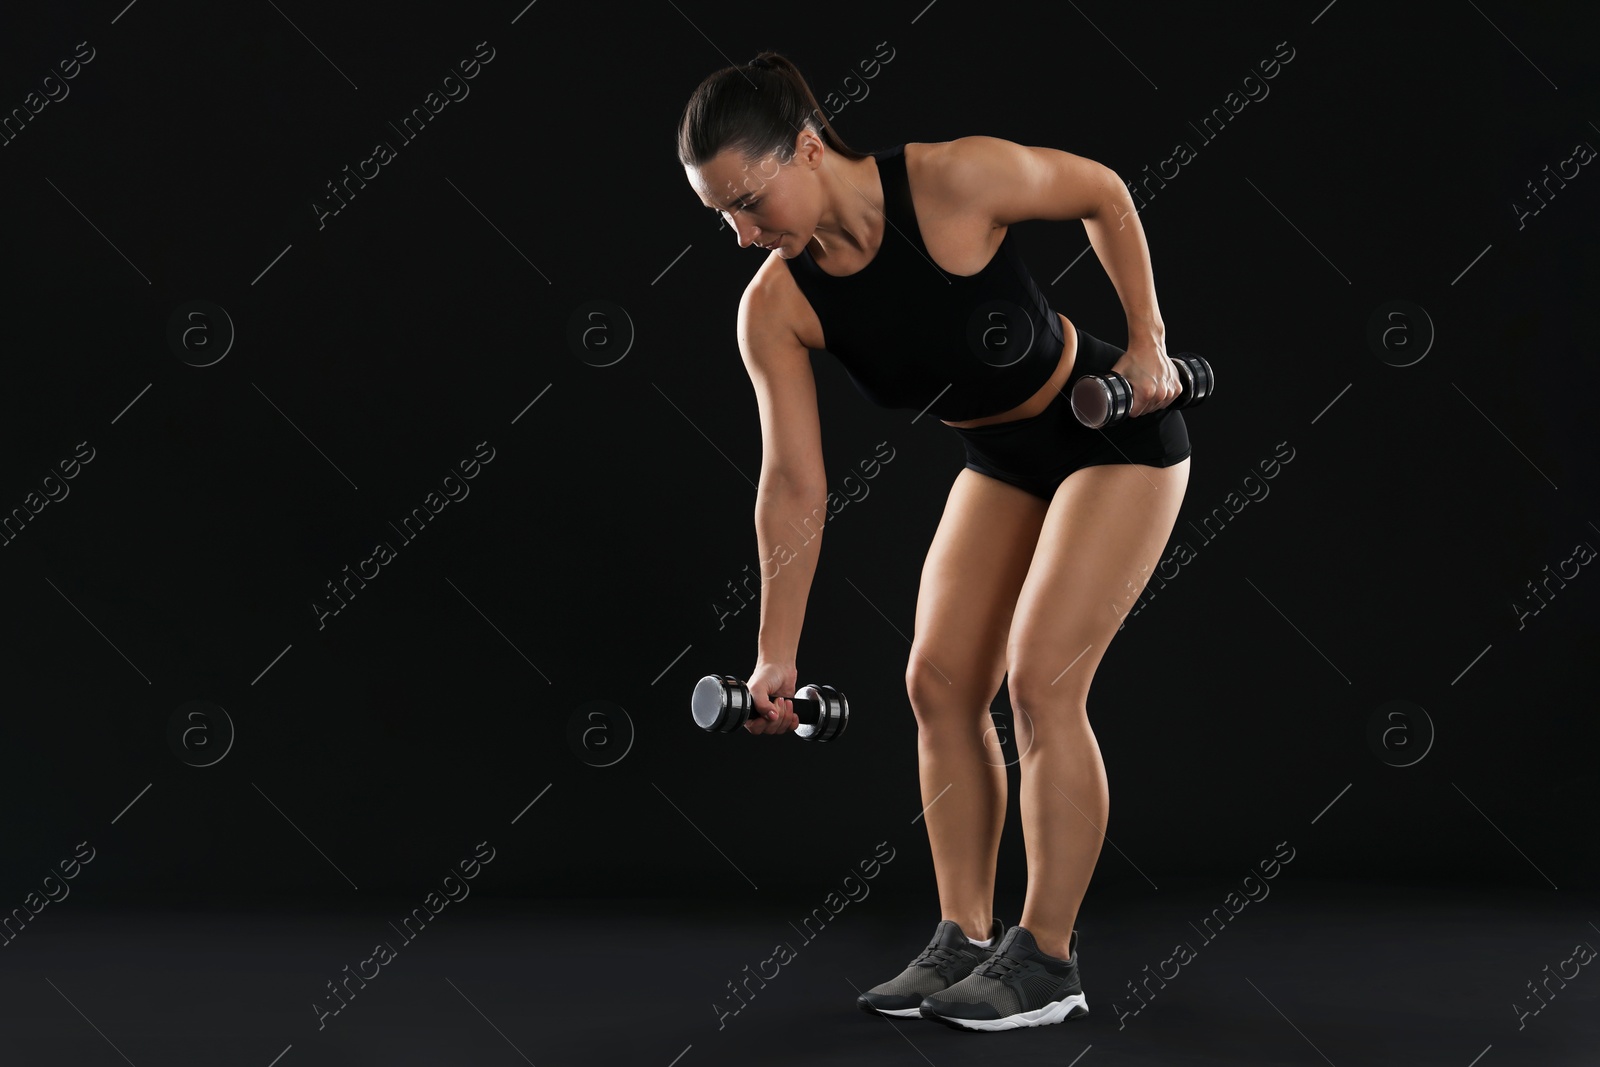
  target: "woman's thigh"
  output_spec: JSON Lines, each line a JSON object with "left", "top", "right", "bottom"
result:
{"left": 907, "top": 467, "right": 1051, "bottom": 716}
{"left": 1005, "top": 458, "right": 1191, "bottom": 715}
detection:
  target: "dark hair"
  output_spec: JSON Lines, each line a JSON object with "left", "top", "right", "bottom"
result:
{"left": 677, "top": 50, "right": 868, "bottom": 170}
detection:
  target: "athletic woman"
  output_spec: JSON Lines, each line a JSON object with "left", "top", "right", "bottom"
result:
{"left": 678, "top": 51, "right": 1191, "bottom": 1032}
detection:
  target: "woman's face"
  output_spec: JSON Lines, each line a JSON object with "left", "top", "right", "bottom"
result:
{"left": 687, "top": 145, "right": 813, "bottom": 256}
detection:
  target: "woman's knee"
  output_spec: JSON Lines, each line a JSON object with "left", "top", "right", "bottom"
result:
{"left": 1005, "top": 656, "right": 1092, "bottom": 721}
{"left": 906, "top": 650, "right": 996, "bottom": 729}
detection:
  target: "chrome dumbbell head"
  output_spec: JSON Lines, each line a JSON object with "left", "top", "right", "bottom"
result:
{"left": 1070, "top": 353, "right": 1214, "bottom": 430}
{"left": 792, "top": 683, "right": 849, "bottom": 742}
{"left": 691, "top": 675, "right": 850, "bottom": 741}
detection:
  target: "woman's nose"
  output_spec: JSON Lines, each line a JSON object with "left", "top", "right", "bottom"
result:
{"left": 731, "top": 217, "right": 761, "bottom": 247}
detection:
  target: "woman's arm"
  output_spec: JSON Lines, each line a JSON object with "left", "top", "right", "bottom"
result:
{"left": 737, "top": 273, "right": 829, "bottom": 666}
{"left": 939, "top": 136, "right": 1182, "bottom": 415}
{"left": 1082, "top": 182, "right": 1165, "bottom": 348}
{"left": 754, "top": 482, "right": 828, "bottom": 665}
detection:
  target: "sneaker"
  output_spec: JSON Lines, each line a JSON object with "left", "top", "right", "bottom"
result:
{"left": 856, "top": 917, "right": 1006, "bottom": 1018}
{"left": 919, "top": 925, "right": 1089, "bottom": 1031}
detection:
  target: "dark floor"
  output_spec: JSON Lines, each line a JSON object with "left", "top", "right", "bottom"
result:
{"left": 2, "top": 877, "right": 1595, "bottom": 1065}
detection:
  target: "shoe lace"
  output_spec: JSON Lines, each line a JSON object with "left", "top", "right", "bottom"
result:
{"left": 976, "top": 952, "right": 1023, "bottom": 981}
{"left": 911, "top": 944, "right": 961, "bottom": 969}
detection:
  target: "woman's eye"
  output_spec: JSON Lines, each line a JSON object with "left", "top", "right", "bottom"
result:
{"left": 718, "top": 201, "right": 759, "bottom": 227}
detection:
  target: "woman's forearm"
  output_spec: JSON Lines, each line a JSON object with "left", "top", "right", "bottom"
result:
{"left": 1082, "top": 175, "right": 1167, "bottom": 345}
{"left": 754, "top": 479, "right": 828, "bottom": 665}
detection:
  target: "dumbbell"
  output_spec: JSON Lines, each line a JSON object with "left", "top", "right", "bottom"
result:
{"left": 691, "top": 674, "right": 849, "bottom": 742}
{"left": 1070, "top": 352, "right": 1214, "bottom": 430}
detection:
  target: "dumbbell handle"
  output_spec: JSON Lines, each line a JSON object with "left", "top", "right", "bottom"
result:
{"left": 1070, "top": 352, "right": 1214, "bottom": 430}
{"left": 691, "top": 674, "right": 849, "bottom": 741}
{"left": 743, "top": 688, "right": 825, "bottom": 726}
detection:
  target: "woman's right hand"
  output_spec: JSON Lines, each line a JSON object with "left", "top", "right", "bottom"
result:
{"left": 744, "top": 660, "right": 800, "bottom": 736}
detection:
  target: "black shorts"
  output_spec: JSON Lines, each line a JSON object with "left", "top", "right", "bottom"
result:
{"left": 950, "top": 322, "right": 1192, "bottom": 502}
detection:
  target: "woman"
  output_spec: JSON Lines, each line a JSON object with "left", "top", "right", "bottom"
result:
{"left": 678, "top": 51, "right": 1192, "bottom": 1032}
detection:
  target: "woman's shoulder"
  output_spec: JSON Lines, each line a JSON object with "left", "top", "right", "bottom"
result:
{"left": 904, "top": 134, "right": 1024, "bottom": 164}
{"left": 745, "top": 252, "right": 825, "bottom": 351}
{"left": 902, "top": 137, "right": 1013, "bottom": 211}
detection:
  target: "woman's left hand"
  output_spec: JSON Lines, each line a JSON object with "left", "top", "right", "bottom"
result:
{"left": 1110, "top": 338, "right": 1180, "bottom": 418}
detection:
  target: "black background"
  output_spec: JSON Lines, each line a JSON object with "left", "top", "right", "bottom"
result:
{"left": 1, "top": 0, "right": 1595, "bottom": 919}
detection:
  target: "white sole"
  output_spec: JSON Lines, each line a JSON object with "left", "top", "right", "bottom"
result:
{"left": 869, "top": 1005, "right": 925, "bottom": 1018}
{"left": 927, "top": 992, "right": 1089, "bottom": 1031}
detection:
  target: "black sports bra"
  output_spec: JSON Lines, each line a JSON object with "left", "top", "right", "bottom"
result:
{"left": 782, "top": 143, "right": 1064, "bottom": 422}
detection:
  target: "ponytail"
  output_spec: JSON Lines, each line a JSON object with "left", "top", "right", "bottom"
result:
{"left": 677, "top": 50, "right": 867, "bottom": 169}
